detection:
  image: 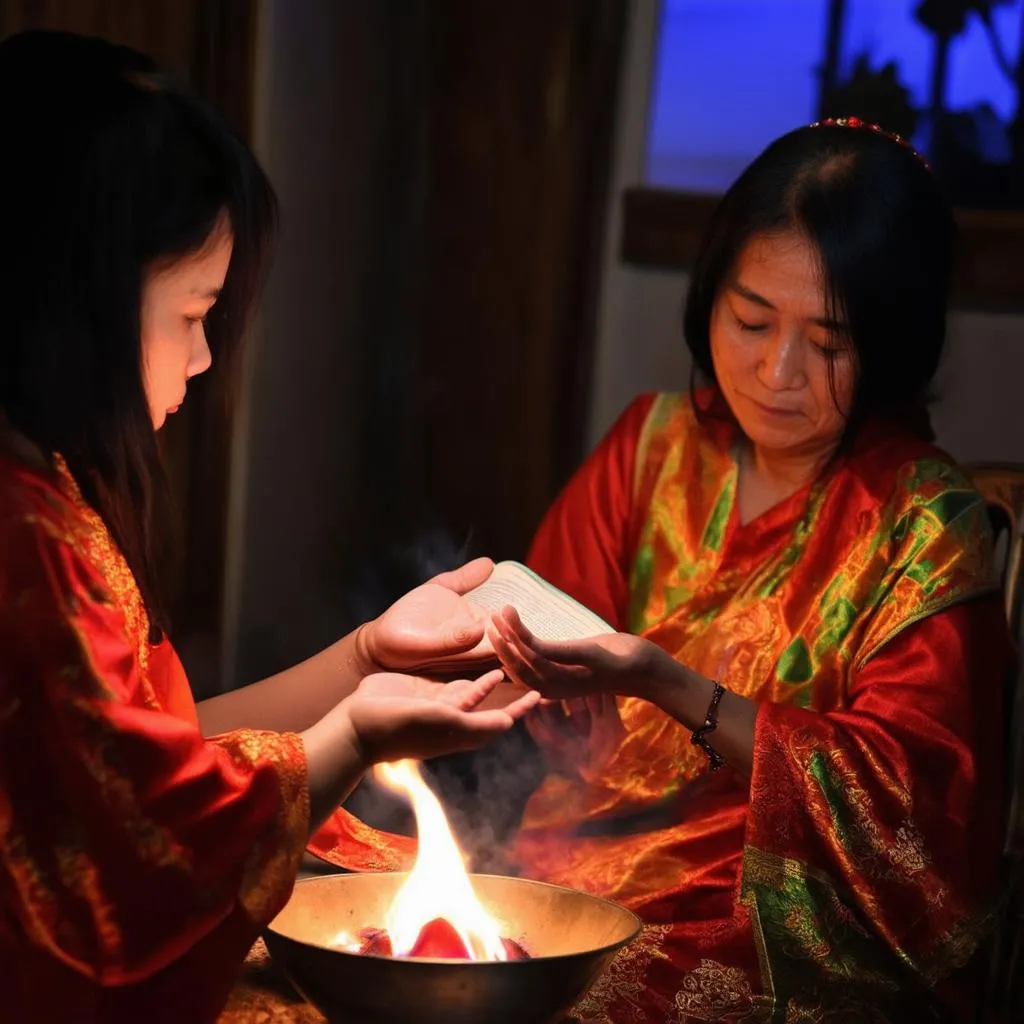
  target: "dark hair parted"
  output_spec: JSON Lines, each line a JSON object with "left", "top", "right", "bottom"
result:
{"left": 0, "top": 31, "right": 277, "bottom": 637}
{"left": 683, "top": 123, "right": 955, "bottom": 440}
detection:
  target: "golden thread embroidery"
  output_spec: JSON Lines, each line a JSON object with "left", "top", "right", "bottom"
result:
{"left": 3, "top": 461, "right": 312, "bottom": 976}
{"left": 673, "top": 958, "right": 756, "bottom": 1021}
{"left": 52, "top": 456, "right": 153, "bottom": 676}
{"left": 885, "top": 819, "right": 929, "bottom": 876}
{"left": 212, "top": 730, "right": 310, "bottom": 923}
{"left": 571, "top": 924, "right": 672, "bottom": 1024}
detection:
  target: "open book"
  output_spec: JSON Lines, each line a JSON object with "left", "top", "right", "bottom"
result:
{"left": 411, "top": 561, "right": 613, "bottom": 676}
{"left": 463, "top": 560, "right": 614, "bottom": 641}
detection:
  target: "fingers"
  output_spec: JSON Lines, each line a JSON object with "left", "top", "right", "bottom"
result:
{"left": 488, "top": 615, "right": 539, "bottom": 690}
{"left": 534, "top": 699, "right": 589, "bottom": 739}
{"left": 441, "top": 705, "right": 524, "bottom": 738}
{"left": 498, "top": 606, "right": 604, "bottom": 666}
{"left": 527, "top": 707, "right": 561, "bottom": 746}
{"left": 502, "top": 689, "right": 542, "bottom": 721}
{"left": 428, "top": 557, "right": 494, "bottom": 595}
{"left": 500, "top": 605, "right": 535, "bottom": 643}
{"left": 533, "top": 702, "right": 567, "bottom": 729}
{"left": 442, "top": 615, "right": 486, "bottom": 654}
{"left": 587, "top": 694, "right": 617, "bottom": 718}
{"left": 434, "top": 667, "right": 539, "bottom": 733}
{"left": 489, "top": 610, "right": 590, "bottom": 699}
{"left": 441, "top": 668, "right": 506, "bottom": 710}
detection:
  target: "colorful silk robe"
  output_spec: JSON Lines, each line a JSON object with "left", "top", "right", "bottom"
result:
{"left": 0, "top": 455, "right": 310, "bottom": 1023}
{"left": 512, "top": 392, "right": 1009, "bottom": 1023}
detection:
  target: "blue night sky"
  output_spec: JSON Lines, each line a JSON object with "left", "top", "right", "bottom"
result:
{"left": 646, "top": 0, "right": 1023, "bottom": 192}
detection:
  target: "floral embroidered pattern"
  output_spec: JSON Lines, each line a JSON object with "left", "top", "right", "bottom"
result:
{"left": 571, "top": 924, "right": 672, "bottom": 1024}
{"left": 214, "top": 731, "right": 310, "bottom": 924}
{"left": 53, "top": 455, "right": 154, "bottom": 676}
{"left": 885, "top": 819, "right": 929, "bottom": 876}
{"left": 673, "top": 958, "right": 756, "bottom": 1021}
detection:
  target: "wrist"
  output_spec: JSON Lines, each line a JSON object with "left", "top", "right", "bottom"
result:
{"left": 632, "top": 648, "right": 702, "bottom": 717}
{"left": 350, "top": 621, "right": 381, "bottom": 678}
{"left": 302, "top": 699, "right": 373, "bottom": 830}
{"left": 628, "top": 644, "right": 684, "bottom": 702}
{"left": 323, "top": 698, "right": 373, "bottom": 773}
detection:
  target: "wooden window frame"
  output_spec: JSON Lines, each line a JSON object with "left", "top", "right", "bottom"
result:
{"left": 620, "top": 186, "right": 1024, "bottom": 308}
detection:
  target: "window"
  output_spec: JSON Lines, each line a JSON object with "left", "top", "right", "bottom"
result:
{"left": 646, "top": 0, "right": 1024, "bottom": 208}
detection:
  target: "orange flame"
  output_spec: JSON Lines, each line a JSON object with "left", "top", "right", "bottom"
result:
{"left": 373, "top": 759, "right": 508, "bottom": 961}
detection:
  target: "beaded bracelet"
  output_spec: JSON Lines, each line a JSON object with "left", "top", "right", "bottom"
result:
{"left": 690, "top": 681, "right": 726, "bottom": 771}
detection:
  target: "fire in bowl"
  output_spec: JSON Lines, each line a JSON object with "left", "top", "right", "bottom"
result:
{"left": 264, "top": 870, "right": 641, "bottom": 1024}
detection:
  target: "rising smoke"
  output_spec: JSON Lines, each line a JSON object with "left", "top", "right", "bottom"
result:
{"left": 339, "top": 522, "right": 550, "bottom": 872}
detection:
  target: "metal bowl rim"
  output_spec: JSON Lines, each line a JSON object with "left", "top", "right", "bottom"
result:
{"left": 266, "top": 871, "right": 643, "bottom": 966}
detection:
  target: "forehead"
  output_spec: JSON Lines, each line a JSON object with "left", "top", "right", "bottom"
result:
{"left": 729, "top": 232, "right": 824, "bottom": 310}
{"left": 148, "top": 226, "right": 234, "bottom": 291}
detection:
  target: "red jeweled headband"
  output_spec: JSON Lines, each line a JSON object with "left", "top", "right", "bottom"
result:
{"left": 809, "top": 115, "right": 931, "bottom": 170}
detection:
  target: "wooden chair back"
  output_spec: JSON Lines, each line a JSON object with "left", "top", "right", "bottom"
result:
{"left": 966, "top": 464, "right": 1024, "bottom": 1022}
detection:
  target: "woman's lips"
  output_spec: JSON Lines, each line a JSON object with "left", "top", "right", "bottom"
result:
{"left": 744, "top": 394, "right": 802, "bottom": 418}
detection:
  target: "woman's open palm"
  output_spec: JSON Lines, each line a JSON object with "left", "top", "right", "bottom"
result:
{"left": 345, "top": 669, "right": 539, "bottom": 764}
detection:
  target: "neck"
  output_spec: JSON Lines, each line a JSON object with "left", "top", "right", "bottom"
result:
{"left": 747, "top": 440, "right": 834, "bottom": 494}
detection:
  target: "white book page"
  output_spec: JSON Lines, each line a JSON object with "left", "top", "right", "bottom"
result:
{"left": 464, "top": 561, "right": 613, "bottom": 641}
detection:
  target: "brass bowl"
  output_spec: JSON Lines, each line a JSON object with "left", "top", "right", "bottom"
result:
{"left": 264, "top": 872, "right": 641, "bottom": 1024}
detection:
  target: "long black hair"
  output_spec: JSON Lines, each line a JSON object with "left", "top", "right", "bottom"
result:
{"left": 0, "top": 30, "right": 277, "bottom": 637}
{"left": 683, "top": 122, "right": 954, "bottom": 440}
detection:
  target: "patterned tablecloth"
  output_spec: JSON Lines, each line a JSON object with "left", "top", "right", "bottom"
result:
{"left": 218, "top": 939, "right": 326, "bottom": 1023}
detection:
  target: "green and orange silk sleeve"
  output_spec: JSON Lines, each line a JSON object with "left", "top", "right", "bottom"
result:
{"left": 743, "top": 482, "right": 1007, "bottom": 1001}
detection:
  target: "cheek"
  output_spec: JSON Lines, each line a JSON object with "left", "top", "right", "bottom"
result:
{"left": 140, "top": 332, "right": 163, "bottom": 389}
{"left": 140, "top": 332, "right": 180, "bottom": 405}
{"left": 139, "top": 309, "right": 163, "bottom": 383}
{"left": 710, "top": 325, "right": 753, "bottom": 389}
{"left": 810, "top": 358, "right": 855, "bottom": 421}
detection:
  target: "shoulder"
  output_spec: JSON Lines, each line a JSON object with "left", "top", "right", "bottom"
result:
{"left": 846, "top": 432, "right": 986, "bottom": 536}
{"left": 841, "top": 433, "right": 993, "bottom": 588}
{"left": 0, "top": 457, "right": 107, "bottom": 601}
{"left": 631, "top": 388, "right": 731, "bottom": 484}
{"left": 635, "top": 389, "right": 700, "bottom": 431}
{"left": 597, "top": 389, "right": 730, "bottom": 443}
{"left": 843, "top": 438, "right": 997, "bottom": 666}
{"left": 891, "top": 458, "right": 985, "bottom": 530}
{"left": 0, "top": 456, "right": 87, "bottom": 550}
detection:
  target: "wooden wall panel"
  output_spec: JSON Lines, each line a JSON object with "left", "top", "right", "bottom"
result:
{"left": 417, "top": 0, "right": 626, "bottom": 560}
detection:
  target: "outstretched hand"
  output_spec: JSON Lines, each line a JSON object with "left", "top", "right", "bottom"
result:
{"left": 488, "top": 606, "right": 679, "bottom": 701}
{"left": 356, "top": 558, "right": 498, "bottom": 674}
{"left": 344, "top": 668, "right": 540, "bottom": 765}
{"left": 528, "top": 694, "right": 627, "bottom": 777}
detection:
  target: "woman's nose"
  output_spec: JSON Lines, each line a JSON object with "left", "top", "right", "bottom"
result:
{"left": 188, "top": 328, "right": 213, "bottom": 379}
{"left": 758, "top": 332, "right": 806, "bottom": 390}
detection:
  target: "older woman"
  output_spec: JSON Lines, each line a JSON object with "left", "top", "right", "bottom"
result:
{"left": 488, "top": 120, "right": 1010, "bottom": 1023}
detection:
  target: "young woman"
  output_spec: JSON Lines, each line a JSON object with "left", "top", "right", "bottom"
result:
{"left": 0, "top": 29, "right": 535, "bottom": 1023}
